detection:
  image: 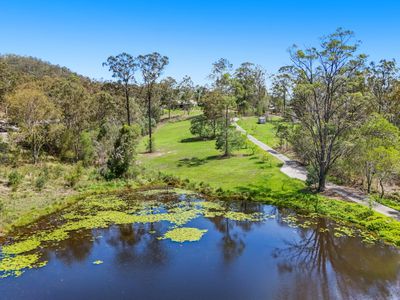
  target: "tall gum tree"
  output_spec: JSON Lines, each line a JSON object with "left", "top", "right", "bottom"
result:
{"left": 138, "top": 52, "right": 169, "bottom": 153}
{"left": 103, "top": 53, "right": 137, "bottom": 126}
{"left": 288, "top": 28, "right": 367, "bottom": 192}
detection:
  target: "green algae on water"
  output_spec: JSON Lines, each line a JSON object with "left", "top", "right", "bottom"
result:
{"left": 1, "top": 238, "right": 41, "bottom": 255}
{"left": 0, "top": 254, "right": 47, "bottom": 278}
{"left": 161, "top": 227, "right": 208, "bottom": 243}
{"left": 93, "top": 260, "right": 103, "bottom": 265}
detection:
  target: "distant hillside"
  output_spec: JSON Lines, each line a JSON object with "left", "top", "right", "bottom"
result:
{"left": 0, "top": 54, "right": 81, "bottom": 79}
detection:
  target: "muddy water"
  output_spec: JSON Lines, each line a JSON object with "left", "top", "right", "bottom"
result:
{"left": 0, "top": 190, "right": 399, "bottom": 300}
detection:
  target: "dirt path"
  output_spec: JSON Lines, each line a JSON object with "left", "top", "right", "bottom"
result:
{"left": 235, "top": 123, "right": 400, "bottom": 221}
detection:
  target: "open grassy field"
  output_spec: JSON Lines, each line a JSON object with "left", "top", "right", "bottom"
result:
{"left": 236, "top": 116, "right": 284, "bottom": 149}
{"left": 139, "top": 118, "right": 304, "bottom": 193}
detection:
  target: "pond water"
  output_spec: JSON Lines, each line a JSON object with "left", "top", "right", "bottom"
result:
{"left": 0, "top": 189, "right": 400, "bottom": 300}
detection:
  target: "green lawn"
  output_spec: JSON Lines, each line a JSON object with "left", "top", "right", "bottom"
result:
{"left": 139, "top": 118, "right": 304, "bottom": 193}
{"left": 236, "top": 116, "right": 284, "bottom": 149}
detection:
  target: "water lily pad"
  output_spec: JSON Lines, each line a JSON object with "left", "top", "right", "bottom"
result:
{"left": 162, "top": 227, "right": 208, "bottom": 243}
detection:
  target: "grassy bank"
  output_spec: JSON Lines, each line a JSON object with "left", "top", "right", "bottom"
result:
{"left": 0, "top": 162, "right": 138, "bottom": 233}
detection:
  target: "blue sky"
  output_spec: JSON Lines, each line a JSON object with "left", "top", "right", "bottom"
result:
{"left": 1, "top": 0, "right": 399, "bottom": 84}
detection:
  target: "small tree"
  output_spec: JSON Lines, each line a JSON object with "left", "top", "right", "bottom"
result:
{"left": 216, "top": 127, "right": 245, "bottom": 156}
{"left": 6, "top": 86, "right": 58, "bottom": 163}
{"left": 373, "top": 146, "right": 400, "bottom": 198}
{"left": 352, "top": 114, "right": 400, "bottom": 193}
{"left": 103, "top": 125, "right": 140, "bottom": 180}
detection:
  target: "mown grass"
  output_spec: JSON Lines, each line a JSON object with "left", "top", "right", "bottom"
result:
{"left": 139, "top": 118, "right": 304, "bottom": 193}
{"left": 236, "top": 115, "right": 284, "bottom": 149}
{"left": 140, "top": 118, "right": 400, "bottom": 247}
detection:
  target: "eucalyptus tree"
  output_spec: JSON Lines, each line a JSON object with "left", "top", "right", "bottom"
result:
{"left": 288, "top": 28, "right": 367, "bottom": 192}
{"left": 0, "top": 61, "right": 16, "bottom": 113}
{"left": 366, "top": 59, "right": 399, "bottom": 122}
{"left": 234, "top": 62, "right": 267, "bottom": 115}
{"left": 351, "top": 114, "right": 400, "bottom": 195}
{"left": 271, "top": 66, "right": 293, "bottom": 115}
{"left": 137, "top": 52, "right": 169, "bottom": 153}
{"left": 208, "top": 58, "right": 244, "bottom": 156}
{"left": 159, "top": 77, "right": 178, "bottom": 119}
{"left": 178, "top": 75, "right": 194, "bottom": 115}
{"left": 103, "top": 53, "right": 137, "bottom": 125}
{"left": 6, "top": 85, "right": 58, "bottom": 163}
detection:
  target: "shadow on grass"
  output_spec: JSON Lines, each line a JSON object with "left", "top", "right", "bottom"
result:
{"left": 180, "top": 136, "right": 213, "bottom": 143}
{"left": 177, "top": 155, "right": 222, "bottom": 167}
{"left": 234, "top": 182, "right": 309, "bottom": 201}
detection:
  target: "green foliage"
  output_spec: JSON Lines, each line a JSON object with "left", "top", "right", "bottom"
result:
{"left": 275, "top": 122, "right": 292, "bottom": 149}
{"left": 215, "top": 127, "right": 246, "bottom": 156}
{"left": 64, "top": 162, "right": 83, "bottom": 187}
{"left": 190, "top": 115, "right": 219, "bottom": 139}
{"left": 305, "top": 166, "right": 319, "bottom": 188}
{"left": 79, "top": 131, "right": 95, "bottom": 167}
{"left": 103, "top": 125, "right": 140, "bottom": 180}
{"left": 34, "top": 167, "right": 49, "bottom": 191}
{"left": 145, "top": 136, "right": 155, "bottom": 153}
{"left": 350, "top": 113, "right": 400, "bottom": 194}
{"left": 8, "top": 170, "right": 23, "bottom": 190}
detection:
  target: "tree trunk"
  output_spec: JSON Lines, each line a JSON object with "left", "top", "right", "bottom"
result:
{"left": 317, "top": 165, "right": 326, "bottom": 192}
{"left": 148, "top": 87, "right": 153, "bottom": 153}
{"left": 213, "top": 119, "right": 216, "bottom": 138}
{"left": 125, "top": 84, "right": 131, "bottom": 126}
{"left": 224, "top": 106, "right": 229, "bottom": 157}
{"left": 379, "top": 179, "right": 385, "bottom": 198}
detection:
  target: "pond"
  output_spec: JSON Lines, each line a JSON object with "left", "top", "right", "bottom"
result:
{"left": 0, "top": 188, "right": 399, "bottom": 299}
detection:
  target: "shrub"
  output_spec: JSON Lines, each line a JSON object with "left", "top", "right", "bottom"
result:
{"left": 246, "top": 140, "right": 258, "bottom": 155}
{"left": 190, "top": 115, "right": 219, "bottom": 139}
{"left": 35, "top": 174, "right": 47, "bottom": 191}
{"left": 34, "top": 166, "right": 49, "bottom": 191}
{"left": 65, "top": 162, "right": 83, "bottom": 187}
{"left": 8, "top": 170, "right": 23, "bottom": 190}
{"left": 79, "top": 131, "right": 95, "bottom": 167}
{"left": 102, "top": 125, "right": 140, "bottom": 180}
{"left": 305, "top": 166, "right": 319, "bottom": 188}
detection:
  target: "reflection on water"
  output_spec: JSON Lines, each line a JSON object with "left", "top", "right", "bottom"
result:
{"left": 1, "top": 191, "right": 399, "bottom": 300}
{"left": 273, "top": 218, "right": 400, "bottom": 299}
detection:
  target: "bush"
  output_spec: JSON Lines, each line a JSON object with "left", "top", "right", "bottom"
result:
{"left": 34, "top": 166, "right": 49, "bottom": 191}
{"left": 35, "top": 174, "right": 47, "bottom": 191}
{"left": 246, "top": 140, "right": 258, "bottom": 155}
{"left": 305, "top": 166, "right": 319, "bottom": 188}
{"left": 145, "top": 136, "right": 155, "bottom": 153}
{"left": 8, "top": 170, "right": 23, "bottom": 190}
{"left": 65, "top": 162, "right": 83, "bottom": 187}
{"left": 102, "top": 125, "right": 140, "bottom": 180}
{"left": 79, "top": 131, "right": 95, "bottom": 167}
{"left": 190, "top": 115, "right": 219, "bottom": 139}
